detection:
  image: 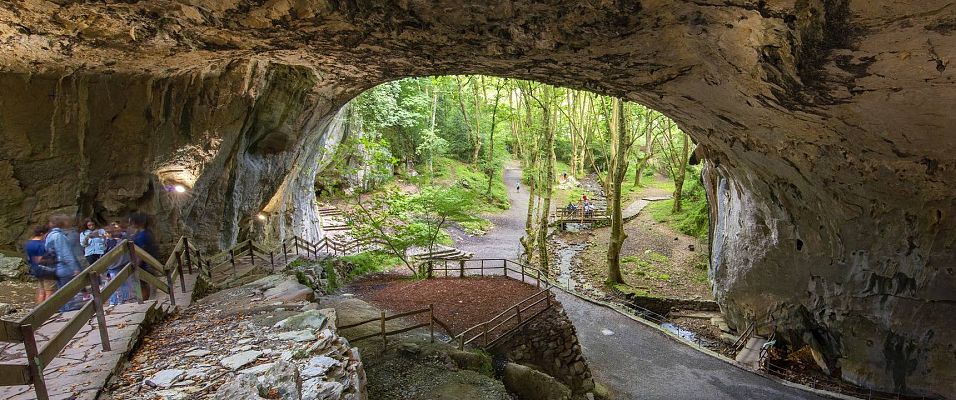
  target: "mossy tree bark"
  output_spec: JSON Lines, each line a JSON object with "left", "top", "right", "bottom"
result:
{"left": 606, "top": 98, "right": 629, "bottom": 285}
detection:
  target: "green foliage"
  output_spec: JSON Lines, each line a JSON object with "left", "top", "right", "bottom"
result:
{"left": 323, "top": 263, "right": 339, "bottom": 292}
{"left": 347, "top": 185, "right": 479, "bottom": 274}
{"left": 648, "top": 166, "right": 709, "bottom": 240}
{"left": 341, "top": 251, "right": 403, "bottom": 278}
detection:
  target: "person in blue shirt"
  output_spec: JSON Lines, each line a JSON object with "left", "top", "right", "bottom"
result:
{"left": 46, "top": 214, "right": 84, "bottom": 311}
{"left": 129, "top": 212, "right": 158, "bottom": 300}
{"left": 25, "top": 225, "right": 55, "bottom": 303}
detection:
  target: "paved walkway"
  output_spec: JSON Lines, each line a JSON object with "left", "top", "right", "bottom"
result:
{"left": 453, "top": 165, "right": 820, "bottom": 400}
{"left": 0, "top": 266, "right": 204, "bottom": 400}
{"left": 622, "top": 195, "right": 671, "bottom": 221}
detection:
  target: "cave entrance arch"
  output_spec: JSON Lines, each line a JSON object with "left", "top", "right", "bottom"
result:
{"left": 1, "top": 1, "right": 953, "bottom": 397}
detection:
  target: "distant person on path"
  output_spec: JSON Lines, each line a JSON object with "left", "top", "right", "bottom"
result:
{"left": 516, "top": 184, "right": 520, "bottom": 192}
{"left": 46, "top": 214, "right": 84, "bottom": 311}
{"left": 80, "top": 218, "right": 108, "bottom": 265}
{"left": 25, "top": 225, "right": 55, "bottom": 303}
{"left": 129, "top": 212, "right": 158, "bottom": 300}
{"left": 103, "top": 223, "right": 135, "bottom": 305}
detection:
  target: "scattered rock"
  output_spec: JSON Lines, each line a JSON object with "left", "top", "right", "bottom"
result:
{"left": 274, "top": 310, "right": 328, "bottom": 331}
{"left": 220, "top": 350, "right": 263, "bottom": 370}
{"left": 300, "top": 356, "right": 340, "bottom": 379}
{"left": 272, "top": 330, "right": 315, "bottom": 342}
{"left": 184, "top": 349, "right": 211, "bottom": 358}
{"left": 238, "top": 362, "right": 275, "bottom": 375}
{"left": 145, "top": 369, "right": 186, "bottom": 389}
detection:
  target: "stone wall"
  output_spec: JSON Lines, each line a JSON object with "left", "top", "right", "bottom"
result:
{"left": 491, "top": 298, "right": 594, "bottom": 396}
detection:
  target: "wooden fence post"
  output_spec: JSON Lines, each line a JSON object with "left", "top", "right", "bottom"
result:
{"left": 521, "top": 263, "right": 525, "bottom": 283}
{"left": 183, "top": 237, "right": 193, "bottom": 273}
{"left": 502, "top": 259, "right": 507, "bottom": 277}
{"left": 20, "top": 324, "right": 49, "bottom": 400}
{"left": 459, "top": 334, "right": 465, "bottom": 350}
{"left": 480, "top": 259, "right": 484, "bottom": 276}
{"left": 459, "top": 260, "right": 465, "bottom": 278}
{"left": 248, "top": 241, "right": 255, "bottom": 266}
{"left": 127, "top": 242, "right": 144, "bottom": 304}
{"left": 176, "top": 251, "right": 186, "bottom": 292}
{"left": 515, "top": 304, "right": 522, "bottom": 324}
{"left": 165, "top": 269, "right": 177, "bottom": 307}
{"left": 483, "top": 323, "right": 489, "bottom": 347}
{"left": 283, "top": 242, "right": 289, "bottom": 265}
{"left": 380, "top": 311, "right": 387, "bottom": 351}
{"left": 177, "top": 255, "right": 187, "bottom": 293}
{"left": 87, "top": 272, "right": 111, "bottom": 351}
{"left": 270, "top": 251, "right": 275, "bottom": 273}
{"left": 536, "top": 270, "right": 540, "bottom": 288}
{"left": 229, "top": 249, "right": 236, "bottom": 272}
{"left": 429, "top": 304, "right": 435, "bottom": 343}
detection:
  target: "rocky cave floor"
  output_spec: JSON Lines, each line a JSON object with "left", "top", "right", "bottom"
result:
{"left": 0, "top": 280, "right": 35, "bottom": 321}
{"left": 102, "top": 273, "right": 365, "bottom": 400}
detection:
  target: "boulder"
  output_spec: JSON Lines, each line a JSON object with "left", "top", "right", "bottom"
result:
{"left": 448, "top": 349, "right": 492, "bottom": 375}
{"left": 274, "top": 310, "right": 328, "bottom": 331}
{"left": 0, "top": 255, "right": 26, "bottom": 281}
{"left": 502, "top": 363, "right": 571, "bottom": 400}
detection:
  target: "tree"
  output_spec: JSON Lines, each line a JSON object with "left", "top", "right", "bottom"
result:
{"left": 605, "top": 98, "right": 639, "bottom": 285}
{"left": 657, "top": 120, "right": 693, "bottom": 212}
{"left": 346, "top": 186, "right": 477, "bottom": 276}
{"left": 523, "top": 83, "right": 557, "bottom": 271}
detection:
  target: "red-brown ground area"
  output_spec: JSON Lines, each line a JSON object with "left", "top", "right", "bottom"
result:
{"left": 347, "top": 273, "right": 542, "bottom": 335}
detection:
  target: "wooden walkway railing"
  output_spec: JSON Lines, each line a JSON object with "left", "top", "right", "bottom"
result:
{"left": 0, "top": 235, "right": 205, "bottom": 399}
{"left": 0, "top": 231, "right": 371, "bottom": 400}
{"left": 336, "top": 305, "right": 453, "bottom": 351}
{"left": 455, "top": 289, "right": 553, "bottom": 350}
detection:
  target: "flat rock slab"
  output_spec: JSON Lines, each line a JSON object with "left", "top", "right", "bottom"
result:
{"left": 0, "top": 272, "right": 199, "bottom": 400}
{"left": 220, "top": 350, "right": 264, "bottom": 370}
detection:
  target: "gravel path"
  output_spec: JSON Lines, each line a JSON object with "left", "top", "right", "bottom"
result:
{"left": 454, "top": 162, "right": 820, "bottom": 400}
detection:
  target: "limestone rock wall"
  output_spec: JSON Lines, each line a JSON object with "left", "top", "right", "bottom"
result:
{"left": 492, "top": 299, "right": 595, "bottom": 396}
{"left": 1, "top": 1, "right": 954, "bottom": 396}
{"left": 0, "top": 59, "right": 340, "bottom": 252}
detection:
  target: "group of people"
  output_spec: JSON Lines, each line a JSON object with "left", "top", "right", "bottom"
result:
{"left": 564, "top": 194, "right": 595, "bottom": 217}
{"left": 24, "top": 212, "right": 158, "bottom": 311}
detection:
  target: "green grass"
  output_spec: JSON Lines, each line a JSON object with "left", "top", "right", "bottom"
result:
{"left": 341, "top": 251, "right": 404, "bottom": 279}
{"left": 648, "top": 198, "right": 709, "bottom": 240}
{"left": 611, "top": 283, "right": 657, "bottom": 298}
{"left": 429, "top": 157, "right": 509, "bottom": 212}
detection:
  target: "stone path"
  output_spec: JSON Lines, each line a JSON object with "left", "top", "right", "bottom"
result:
{"left": 622, "top": 195, "right": 671, "bottom": 221}
{"left": 453, "top": 166, "right": 821, "bottom": 400}
{"left": 0, "top": 269, "right": 201, "bottom": 400}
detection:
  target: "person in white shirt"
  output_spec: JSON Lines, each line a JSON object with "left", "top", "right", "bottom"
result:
{"left": 80, "top": 218, "right": 108, "bottom": 264}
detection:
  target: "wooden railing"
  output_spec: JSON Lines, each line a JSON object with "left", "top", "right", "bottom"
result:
{"left": 455, "top": 289, "right": 553, "bottom": 350}
{"left": 421, "top": 258, "right": 551, "bottom": 289}
{"left": 0, "top": 235, "right": 205, "bottom": 399}
{"left": 0, "top": 231, "right": 373, "bottom": 400}
{"left": 336, "top": 304, "right": 453, "bottom": 351}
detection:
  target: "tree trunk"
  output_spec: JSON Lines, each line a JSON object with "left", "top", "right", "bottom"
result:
{"left": 671, "top": 131, "right": 689, "bottom": 213}
{"left": 535, "top": 86, "right": 555, "bottom": 272}
{"left": 606, "top": 98, "right": 627, "bottom": 285}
